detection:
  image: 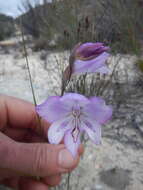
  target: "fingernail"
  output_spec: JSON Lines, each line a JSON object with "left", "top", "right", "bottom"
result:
{"left": 58, "top": 149, "right": 76, "bottom": 168}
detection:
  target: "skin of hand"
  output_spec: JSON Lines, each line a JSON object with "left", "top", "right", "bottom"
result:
{"left": 0, "top": 95, "right": 84, "bottom": 190}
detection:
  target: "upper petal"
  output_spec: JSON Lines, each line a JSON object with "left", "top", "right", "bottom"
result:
{"left": 89, "top": 97, "right": 106, "bottom": 105}
{"left": 48, "top": 117, "right": 72, "bottom": 144}
{"left": 84, "top": 97, "right": 112, "bottom": 124}
{"left": 36, "top": 96, "right": 70, "bottom": 123}
{"left": 64, "top": 130, "right": 81, "bottom": 157}
{"left": 76, "top": 42, "right": 104, "bottom": 58}
{"left": 73, "top": 52, "right": 110, "bottom": 75}
{"left": 76, "top": 42, "right": 103, "bottom": 54}
{"left": 60, "top": 93, "right": 90, "bottom": 108}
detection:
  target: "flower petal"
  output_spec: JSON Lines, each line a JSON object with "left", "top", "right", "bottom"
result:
{"left": 60, "top": 93, "right": 90, "bottom": 108}
{"left": 89, "top": 97, "right": 106, "bottom": 105}
{"left": 48, "top": 117, "right": 72, "bottom": 144}
{"left": 36, "top": 96, "right": 70, "bottom": 123}
{"left": 82, "top": 119, "right": 101, "bottom": 144}
{"left": 64, "top": 130, "right": 81, "bottom": 157}
{"left": 87, "top": 53, "right": 109, "bottom": 73}
{"left": 76, "top": 42, "right": 103, "bottom": 54}
{"left": 76, "top": 42, "right": 104, "bottom": 58}
{"left": 84, "top": 97, "right": 112, "bottom": 124}
{"left": 73, "top": 52, "right": 110, "bottom": 75}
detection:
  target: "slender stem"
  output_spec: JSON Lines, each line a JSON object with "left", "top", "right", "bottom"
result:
{"left": 67, "top": 172, "right": 71, "bottom": 190}
{"left": 20, "top": 18, "right": 37, "bottom": 106}
{"left": 20, "top": 18, "right": 44, "bottom": 182}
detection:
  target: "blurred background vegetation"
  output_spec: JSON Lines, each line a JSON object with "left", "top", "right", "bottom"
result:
{"left": 0, "top": 0, "right": 143, "bottom": 102}
{"left": 0, "top": 0, "right": 143, "bottom": 55}
{"left": 14, "top": 0, "right": 143, "bottom": 54}
{"left": 0, "top": 13, "right": 15, "bottom": 41}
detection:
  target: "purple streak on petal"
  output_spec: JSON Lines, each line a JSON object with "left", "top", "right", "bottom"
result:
{"left": 81, "top": 46, "right": 109, "bottom": 58}
{"left": 73, "top": 52, "right": 110, "bottom": 74}
{"left": 60, "top": 93, "right": 90, "bottom": 107}
{"left": 48, "top": 117, "right": 72, "bottom": 144}
{"left": 58, "top": 116, "right": 74, "bottom": 131}
{"left": 77, "top": 42, "right": 103, "bottom": 54}
{"left": 76, "top": 42, "right": 109, "bottom": 58}
{"left": 82, "top": 119, "right": 101, "bottom": 144}
{"left": 78, "top": 44, "right": 104, "bottom": 58}
{"left": 36, "top": 96, "right": 70, "bottom": 123}
{"left": 84, "top": 97, "right": 112, "bottom": 124}
{"left": 82, "top": 119, "right": 96, "bottom": 132}
{"left": 64, "top": 130, "right": 81, "bottom": 157}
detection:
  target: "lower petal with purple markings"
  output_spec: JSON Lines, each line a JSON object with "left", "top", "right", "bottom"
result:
{"left": 64, "top": 130, "right": 81, "bottom": 157}
{"left": 48, "top": 118, "right": 72, "bottom": 144}
{"left": 82, "top": 118, "right": 101, "bottom": 144}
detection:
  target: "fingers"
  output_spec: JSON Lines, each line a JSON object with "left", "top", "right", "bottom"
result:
{"left": 1, "top": 177, "right": 19, "bottom": 189}
{"left": 0, "top": 95, "right": 50, "bottom": 137}
{"left": 19, "top": 178, "right": 49, "bottom": 190}
{"left": 2, "top": 127, "right": 28, "bottom": 142}
{"left": 0, "top": 141, "right": 81, "bottom": 178}
{"left": 42, "top": 174, "right": 62, "bottom": 187}
{"left": 78, "top": 144, "right": 84, "bottom": 156}
{"left": 2, "top": 177, "right": 49, "bottom": 190}
{"left": 1, "top": 175, "right": 61, "bottom": 190}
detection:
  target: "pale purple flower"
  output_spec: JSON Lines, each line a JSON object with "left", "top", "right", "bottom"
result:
{"left": 72, "top": 42, "right": 110, "bottom": 75}
{"left": 36, "top": 93, "right": 112, "bottom": 157}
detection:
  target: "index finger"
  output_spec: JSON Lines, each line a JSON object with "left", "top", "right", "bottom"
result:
{"left": 0, "top": 95, "right": 50, "bottom": 136}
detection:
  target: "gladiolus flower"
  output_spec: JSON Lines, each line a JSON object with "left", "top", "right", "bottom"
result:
{"left": 71, "top": 42, "right": 110, "bottom": 75}
{"left": 36, "top": 93, "right": 112, "bottom": 157}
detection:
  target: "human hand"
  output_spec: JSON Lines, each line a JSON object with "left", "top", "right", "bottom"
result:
{"left": 0, "top": 95, "right": 83, "bottom": 190}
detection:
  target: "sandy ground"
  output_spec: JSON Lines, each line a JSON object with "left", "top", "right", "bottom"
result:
{"left": 0, "top": 37, "right": 143, "bottom": 190}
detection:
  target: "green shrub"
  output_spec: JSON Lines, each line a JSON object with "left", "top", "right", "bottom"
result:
{"left": 0, "top": 14, "right": 15, "bottom": 40}
{"left": 136, "top": 59, "right": 143, "bottom": 72}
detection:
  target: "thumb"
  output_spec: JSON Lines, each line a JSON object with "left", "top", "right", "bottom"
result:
{"left": 0, "top": 141, "right": 80, "bottom": 177}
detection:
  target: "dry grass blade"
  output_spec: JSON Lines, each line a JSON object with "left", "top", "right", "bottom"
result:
{"left": 20, "top": 17, "right": 42, "bottom": 136}
{"left": 20, "top": 17, "right": 37, "bottom": 106}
